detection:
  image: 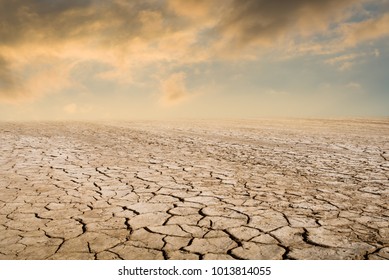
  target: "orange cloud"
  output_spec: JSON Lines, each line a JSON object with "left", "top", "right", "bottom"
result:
{"left": 168, "top": 0, "right": 220, "bottom": 20}
{"left": 342, "top": 13, "right": 389, "bottom": 47}
{"left": 160, "top": 72, "right": 190, "bottom": 105}
{"left": 0, "top": 47, "right": 77, "bottom": 103}
{"left": 214, "top": 0, "right": 360, "bottom": 50}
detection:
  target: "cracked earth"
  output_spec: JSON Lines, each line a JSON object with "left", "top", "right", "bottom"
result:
{"left": 0, "top": 119, "right": 388, "bottom": 260}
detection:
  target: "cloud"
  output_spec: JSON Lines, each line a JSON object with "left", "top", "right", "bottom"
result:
{"left": 216, "top": 1, "right": 389, "bottom": 60}
{"left": 167, "top": 0, "right": 224, "bottom": 25}
{"left": 264, "top": 89, "right": 290, "bottom": 96}
{"left": 0, "top": 0, "right": 388, "bottom": 104}
{"left": 346, "top": 82, "right": 362, "bottom": 89}
{"left": 214, "top": 0, "right": 360, "bottom": 51}
{"left": 0, "top": 0, "right": 213, "bottom": 102}
{"left": 325, "top": 53, "right": 360, "bottom": 65}
{"left": 160, "top": 72, "right": 190, "bottom": 105}
{"left": 0, "top": 0, "right": 96, "bottom": 46}
{"left": 168, "top": 0, "right": 213, "bottom": 18}
{"left": 342, "top": 12, "right": 389, "bottom": 47}
{"left": 324, "top": 49, "right": 382, "bottom": 71}
{"left": 0, "top": 56, "right": 19, "bottom": 93}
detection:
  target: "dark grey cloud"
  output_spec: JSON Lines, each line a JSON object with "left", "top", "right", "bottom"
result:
{"left": 0, "top": 0, "right": 178, "bottom": 46}
{"left": 216, "top": 0, "right": 360, "bottom": 48}
{"left": 0, "top": 0, "right": 97, "bottom": 44}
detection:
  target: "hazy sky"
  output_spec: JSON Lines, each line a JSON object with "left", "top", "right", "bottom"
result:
{"left": 0, "top": 0, "right": 388, "bottom": 121}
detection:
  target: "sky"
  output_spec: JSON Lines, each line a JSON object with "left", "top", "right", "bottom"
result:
{"left": 0, "top": 0, "right": 388, "bottom": 121}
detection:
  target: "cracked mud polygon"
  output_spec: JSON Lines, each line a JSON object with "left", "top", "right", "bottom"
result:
{"left": 0, "top": 119, "right": 388, "bottom": 260}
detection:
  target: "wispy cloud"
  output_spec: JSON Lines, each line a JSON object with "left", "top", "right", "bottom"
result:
{"left": 0, "top": 56, "right": 20, "bottom": 98}
{"left": 342, "top": 12, "right": 389, "bottom": 47}
{"left": 214, "top": 0, "right": 360, "bottom": 51}
{"left": 324, "top": 49, "right": 382, "bottom": 70}
{"left": 324, "top": 53, "right": 362, "bottom": 70}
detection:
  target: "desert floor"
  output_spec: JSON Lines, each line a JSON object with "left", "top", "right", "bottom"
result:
{"left": 0, "top": 119, "right": 388, "bottom": 260}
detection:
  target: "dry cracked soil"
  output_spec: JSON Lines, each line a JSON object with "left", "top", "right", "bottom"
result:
{"left": 0, "top": 119, "right": 388, "bottom": 260}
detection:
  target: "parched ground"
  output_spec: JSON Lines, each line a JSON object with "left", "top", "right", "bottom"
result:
{"left": 0, "top": 119, "right": 388, "bottom": 260}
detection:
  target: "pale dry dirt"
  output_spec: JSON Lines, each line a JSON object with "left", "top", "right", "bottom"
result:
{"left": 0, "top": 119, "right": 388, "bottom": 260}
